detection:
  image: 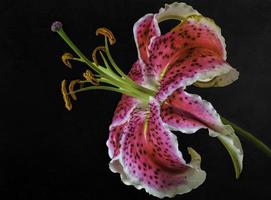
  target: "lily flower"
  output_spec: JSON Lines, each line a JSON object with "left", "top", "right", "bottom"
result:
{"left": 52, "top": 2, "right": 271, "bottom": 198}
{"left": 108, "top": 3, "right": 242, "bottom": 198}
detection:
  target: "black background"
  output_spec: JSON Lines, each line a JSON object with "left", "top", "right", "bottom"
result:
{"left": 1, "top": 0, "right": 271, "bottom": 199}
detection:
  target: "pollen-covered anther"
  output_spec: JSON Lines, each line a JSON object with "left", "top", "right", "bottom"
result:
{"left": 92, "top": 46, "right": 106, "bottom": 65}
{"left": 83, "top": 69, "right": 99, "bottom": 85}
{"left": 96, "top": 27, "right": 116, "bottom": 45}
{"left": 61, "top": 52, "right": 74, "bottom": 68}
{"left": 61, "top": 79, "right": 72, "bottom": 111}
{"left": 68, "top": 79, "right": 81, "bottom": 100}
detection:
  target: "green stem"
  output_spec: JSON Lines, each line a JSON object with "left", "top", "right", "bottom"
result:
{"left": 221, "top": 117, "right": 271, "bottom": 158}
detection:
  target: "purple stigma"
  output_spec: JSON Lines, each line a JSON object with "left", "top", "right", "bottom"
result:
{"left": 51, "top": 21, "right": 63, "bottom": 32}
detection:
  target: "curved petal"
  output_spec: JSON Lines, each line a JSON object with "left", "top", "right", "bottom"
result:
{"left": 217, "top": 132, "right": 243, "bottom": 179}
{"left": 110, "top": 98, "right": 206, "bottom": 198}
{"left": 147, "top": 14, "right": 228, "bottom": 80}
{"left": 133, "top": 14, "right": 160, "bottom": 63}
{"left": 161, "top": 88, "right": 222, "bottom": 133}
{"left": 161, "top": 89, "right": 243, "bottom": 177}
{"left": 161, "top": 90, "right": 205, "bottom": 134}
{"left": 157, "top": 48, "right": 236, "bottom": 102}
{"left": 133, "top": 2, "right": 200, "bottom": 78}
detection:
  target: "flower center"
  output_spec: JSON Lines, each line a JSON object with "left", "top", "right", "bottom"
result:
{"left": 51, "top": 21, "right": 156, "bottom": 110}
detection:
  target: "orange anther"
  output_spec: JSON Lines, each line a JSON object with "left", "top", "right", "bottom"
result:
{"left": 68, "top": 79, "right": 81, "bottom": 100}
{"left": 61, "top": 80, "right": 72, "bottom": 111}
{"left": 96, "top": 27, "right": 116, "bottom": 45}
{"left": 61, "top": 52, "right": 74, "bottom": 68}
{"left": 83, "top": 69, "right": 99, "bottom": 85}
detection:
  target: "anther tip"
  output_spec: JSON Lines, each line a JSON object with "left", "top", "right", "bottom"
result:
{"left": 51, "top": 21, "right": 63, "bottom": 32}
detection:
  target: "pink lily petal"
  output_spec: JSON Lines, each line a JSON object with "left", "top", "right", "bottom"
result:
{"left": 161, "top": 89, "right": 243, "bottom": 178}
{"left": 161, "top": 88, "right": 227, "bottom": 133}
{"left": 147, "top": 15, "right": 227, "bottom": 80}
{"left": 108, "top": 60, "right": 145, "bottom": 158}
{"left": 133, "top": 14, "right": 160, "bottom": 63}
{"left": 109, "top": 98, "right": 206, "bottom": 198}
{"left": 157, "top": 48, "right": 235, "bottom": 102}
{"left": 161, "top": 89, "right": 205, "bottom": 134}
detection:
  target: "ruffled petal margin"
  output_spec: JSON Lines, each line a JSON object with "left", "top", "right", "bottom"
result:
{"left": 155, "top": 2, "right": 201, "bottom": 23}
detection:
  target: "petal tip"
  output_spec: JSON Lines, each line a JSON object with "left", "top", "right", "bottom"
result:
{"left": 156, "top": 2, "right": 201, "bottom": 22}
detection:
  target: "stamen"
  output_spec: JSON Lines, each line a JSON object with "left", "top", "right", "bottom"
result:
{"left": 92, "top": 46, "right": 106, "bottom": 65}
{"left": 61, "top": 52, "right": 74, "bottom": 68}
{"left": 96, "top": 27, "right": 116, "bottom": 45}
{"left": 61, "top": 80, "right": 72, "bottom": 111}
{"left": 68, "top": 79, "right": 81, "bottom": 100}
{"left": 83, "top": 69, "right": 99, "bottom": 85}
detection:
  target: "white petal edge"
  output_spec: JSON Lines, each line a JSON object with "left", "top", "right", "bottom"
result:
{"left": 194, "top": 68, "right": 239, "bottom": 88}
{"left": 155, "top": 2, "right": 201, "bottom": 23}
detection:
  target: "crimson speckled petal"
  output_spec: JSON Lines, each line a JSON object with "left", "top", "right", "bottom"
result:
{"left": 109, "top": 98, "right": 206, "bottom": 198}
{"left": 157, "top": 48, "right": 233, "bottom": 102}
{"left": 161, "top": 89, "right": 205, "bottom": 133}
{"left": 161, "top": 88, "right": 225, "bottom": 133}
{"left": 133, "top": 14, "right": 160, "bottom": 63}
{"left": 147, "top": 15, "right": 226, "bottom": 79}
